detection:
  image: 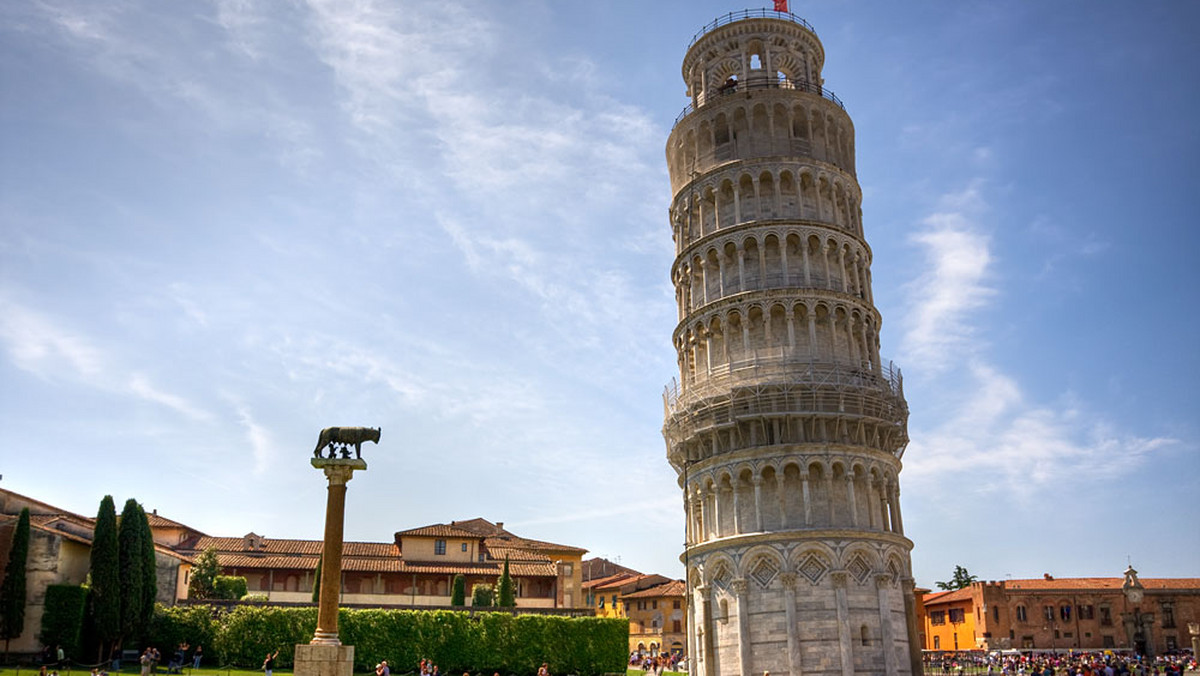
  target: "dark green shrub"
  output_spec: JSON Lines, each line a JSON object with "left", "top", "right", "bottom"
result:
{"left": 450, "top": 575, "right": 465, "bottom": 607}
{"left": 0, "top": 508, "right": 30, "bottom": 651}
{"left": 471, "top": 584, "right": 494, "bottom": 607}
{"left": 41, "top": 585, "right": 89, "bottom": 660}
{"left": 148, "top": 604, "right": 216, "bottom": 655}
{"left": 213, "top": 576, "right": 248, "bottom": 600}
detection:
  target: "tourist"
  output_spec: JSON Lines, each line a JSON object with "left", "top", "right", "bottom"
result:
{"left": 537, "top": 663, "right": 549, "bottom": 676}
{"left": 140, "top": 649, "right": 153, "bottom": 676}
{"left": 263, "top": 649, "right": 279, "bottom": 676}
{"left": 193, "top": 645, "right": 203, "bottom": 670}
{"left": 381, "top": 660, "right": 390, "bottom": 676}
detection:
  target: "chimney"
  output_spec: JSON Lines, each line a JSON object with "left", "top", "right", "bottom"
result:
{"left": 1044, "top": 573, "right": 1054, "bottom": 580}
{"left": 496, "top": 522, "right": 504, "bottom": 533}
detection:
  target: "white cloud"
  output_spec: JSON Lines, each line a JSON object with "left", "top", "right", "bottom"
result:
{"left": 0, "top": 294, "right": 213, "bottom": 420}
{"left": 898, "top": 182, "right": 996, "bottom": 373}
{"left": 897, "top": 185, "right": 1174, "bottom": 495}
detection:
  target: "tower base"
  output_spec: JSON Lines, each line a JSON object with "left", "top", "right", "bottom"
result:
{"left": 294, "top": 644, "right": 354, "bottom": 676}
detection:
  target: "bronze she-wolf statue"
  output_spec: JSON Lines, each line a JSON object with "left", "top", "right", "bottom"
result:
{"left": 313, "top": 426, "right": 381, "bottom": 459}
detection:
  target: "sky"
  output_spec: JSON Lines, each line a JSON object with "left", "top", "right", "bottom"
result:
{"left": 1, "top": 0, "right": 1197, "bottom": 590}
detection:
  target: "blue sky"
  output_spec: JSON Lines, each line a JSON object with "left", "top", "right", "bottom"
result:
{"left": 1, "top": 0, "right": 1197, "bottom": 588}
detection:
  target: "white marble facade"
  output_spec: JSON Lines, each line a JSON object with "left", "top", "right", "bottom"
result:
{"left": 664, "top": 11, "right": 921, "bottom": 676}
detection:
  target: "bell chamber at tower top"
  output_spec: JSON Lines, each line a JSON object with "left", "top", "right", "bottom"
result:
{"left": 665, "top": 10, "right": 856, "bottom": 199}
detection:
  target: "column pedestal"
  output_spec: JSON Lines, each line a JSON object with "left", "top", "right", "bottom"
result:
{"left": 294, "top": 644, "right": 354, "bottom": 676}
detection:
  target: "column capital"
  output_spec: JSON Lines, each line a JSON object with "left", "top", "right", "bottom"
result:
{"left": 876, "top": 574, "right": 894, "bottom": 589}
{"left": 779, "top": 572, "right": 799, "bottom": 591}
{"left": 730, "top": 578, "right": 748, "bottom": 596}
{"left": 830, "top": 571, "right": 850, "bottom": 589}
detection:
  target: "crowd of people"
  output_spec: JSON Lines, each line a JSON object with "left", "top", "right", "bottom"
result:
{"left": 628, "top": 650, "right": 685, "bottom": 674}
{"left": 925, "top": 650, "right": 1197, "bottom": 675}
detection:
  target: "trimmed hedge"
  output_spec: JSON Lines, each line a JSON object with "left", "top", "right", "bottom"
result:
{"left": 41, "top": 585, "right": 89, "bottom": 659}
{"left": 152, "top": 605, "right": 627, "bottom": 675}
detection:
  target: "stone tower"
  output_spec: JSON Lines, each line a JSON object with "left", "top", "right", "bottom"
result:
{"left": 662, "top": 10, "right": 921, "bottom": 676}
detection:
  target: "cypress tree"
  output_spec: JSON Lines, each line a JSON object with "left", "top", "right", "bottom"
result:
{"left": 497, "top": 557, "right": 515, "bottom": 608}
{"left": 310, "top": 557, "right": 322, "bottom": 603}
{"left": 137, "top": 505, "right": 157, "bottom": 632}
{"left": 117, "top": 499, "right": 144, "bottom": 641}
{"left": 0, "top": 508, "right": 31, "bottom": 657}
{"left": 450, "top": 574, "right": 466, "bottom": 607}
{"left": 89, "top": 497, "right": 120, "bottom": 660}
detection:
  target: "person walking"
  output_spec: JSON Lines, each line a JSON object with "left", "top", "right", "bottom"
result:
{"left": 192, "top": 645, "right": 203, "bottom": 670}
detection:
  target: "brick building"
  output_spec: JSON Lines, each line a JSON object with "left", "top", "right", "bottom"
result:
{"left": 919, "top": 567, "right": 1200, "bottom": 658}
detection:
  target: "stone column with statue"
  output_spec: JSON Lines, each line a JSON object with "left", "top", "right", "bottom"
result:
{"left": 293, "top": 427, "right": 380, "bottom": 676}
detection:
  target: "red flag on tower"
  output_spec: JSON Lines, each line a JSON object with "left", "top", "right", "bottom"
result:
{"left": 774, "top": 0, "right": 789, "bottom": 12}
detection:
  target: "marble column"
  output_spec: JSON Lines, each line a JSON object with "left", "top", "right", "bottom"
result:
{"left": 832, "top": 572, "right": 854, "bottom": 676}
{"left": 876, "top": 576, "right": 898, "bottom": 676}
{"left": 781, "top": 572, "right": 803, "bottom": 676}
{"left": 732, "top": 579, "right": 752, "bottom": 676}
{"left": 312, "top": 461, "right": 361, "bottom": 644}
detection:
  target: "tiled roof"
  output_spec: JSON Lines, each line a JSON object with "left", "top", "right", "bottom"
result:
{"left": 622, "top": 580, "right": 686, "bottom": 599}
{"left": 397, "top": 562, "right": 500, "bottom": 576}
{"left": 592, "top": 573, "right": 669, "bottom": 592}
{"left": 145, "top": 512, "right": 204, "bottom": 533}
{"left": 396, "top": 524, "right": 483, "bottom": 539}
{"left": 219, "top": 554, "right": 320, "bottom": 571}
{"left": 450, "top": 518, "right": 511, "bottom": 537}
{"left": 508, "top": 562, "right": 557, "bottom": 577}
{"left": 485, "top": 535, "right": 587, "bottom": 554}
{"left": 923, "top": 587, "right": 974, "bottom": 606}
{"left": 486, "top": 546, "right": 552, "bottom": 563}
{"left": 187, "top": 535, "right": 397, "bottom": 557}
{"left": 1005, "top": 577, "right": 1200, "bottom": 591}
{"left": 583, "top": 572, "right": 639, "bottom": 590}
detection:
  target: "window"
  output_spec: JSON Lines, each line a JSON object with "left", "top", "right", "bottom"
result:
{"left": 434, "top": 539, "right": 446, "bottom": 555}
{"left": 1043, "top": 605, "right": 1055, "bottom": 622}
{"left": 1016, "top": 606, "right": 1027, "bottom": 623}
{"left": 1060, "top": 605, "right": 1071, "bottom": 622}
{"left": 461, "top": 543, "right": 468, "bottom": 552}
{"left": 930, "top": 610, "right": 946, "bottom": 626}
{"left": 599, "top": 598, "right": 605, "bottom": 609}
{"left": 949, "top": 608, "right": 965, "bottom": 624}
{"left": 1102, "top": 635, "right": 1115, "bottom": 648}
{"left": 672, "top": 620, "right": 682, "bottom": 633}
{"left": 1162, "top": 604, "right": 1176, "bottom": 628}
{"left": 612, "top": 594, "right": 619, "bottom": 608}
{"left": 993, "top": 606, "right": 1000, "bottom": 622}
{"left": 674, "top": 600, "right": 681, "bottom": 609}
{"left": 933, "top": 636, "right": 940, "bottom": 650}
{"left": 1079, "top": 605, "right": 1094, "bottom": 620}
{"left": 653, "top": 600, "right": 658, "bottom": 609}
{"left": 1099, "top": 606, "right": 1112, "bottom": 626}
{"left": 860, "top": 625, "right": 870, "bottom": 646}
{"left": 1165, "top": 636, "right": 1177, "bottom": 651}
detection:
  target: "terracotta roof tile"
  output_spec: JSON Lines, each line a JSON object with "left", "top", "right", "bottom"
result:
{"left": 922, "top": 587, "right": 974, "bottom": 606}
{"left": 622, "top": 580, "right": 686, "bottom": 599}
{"left": 396, "top": 524, "right": 483, "bottom": 539}
{"left": 508, "top": 562, "right": 557, "bottom": 577}
{"left": 1005, "top": 577, "right": 1200, "bottom": 591}
{"left": 486, "top": 546, "right": 552, "bottom": 563}
{"left": 583, "top": 572, "right": 639, "bottom": 590}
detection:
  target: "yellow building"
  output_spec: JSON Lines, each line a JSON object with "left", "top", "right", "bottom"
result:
{"left": 922, "top": 587, "right": 977, "bottom": 652}
{"left": 622, "top": 579, "right": 687, "bottom": 657}
{"left": 181, "top": 518, "right": 588, "bottom": 609}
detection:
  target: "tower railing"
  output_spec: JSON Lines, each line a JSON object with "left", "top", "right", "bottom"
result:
{"left": 687, "top": 9, "right": 817, "bottom": 50}
{"left": 672, "top": 77, "right": 845, "bottom": 130}
{"left": 663, "top": 355, "right": 904, "bottom": 415}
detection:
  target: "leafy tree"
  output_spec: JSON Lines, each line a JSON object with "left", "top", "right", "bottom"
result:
{"left": 471, "top": 584, "right": 494, "bottom": 607}
{"left": 118, "top": 499, "right": 145, "bottom": 640}
{"left": 0, "top": 507, "right": 31, "bottom": 656}
{"left": 137, "top": 505, "right": 157, "bottom": 629}
{"left": 450, "top": 574, "right": 466, "bottom": 607}
{"left": 189, "top": 548, "right": 221, "bottom": 600}
{"left": 89, "top": 497, "right": 120, "bottom": 659}
{"left": 496, "top": 558, "right": 515, "bottom": 608}
{"left": 310, "top": 557, "right": 321, "bottom": 603}
{"left": 935, "top": 565, "right": 979, "bottom": 591}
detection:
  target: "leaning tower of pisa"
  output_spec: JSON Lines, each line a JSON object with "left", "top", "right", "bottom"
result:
{"left": 663, "top": 10, "right": 921, "bottom": 676}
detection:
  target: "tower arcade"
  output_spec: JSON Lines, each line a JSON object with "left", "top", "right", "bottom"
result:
{"left": 662, "top": 10, "right": 921, "bottom": 676}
